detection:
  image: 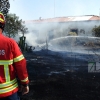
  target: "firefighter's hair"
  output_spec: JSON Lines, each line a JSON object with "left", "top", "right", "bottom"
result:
{"left": 0, "top": 23, "right": 5, "bottom": 31}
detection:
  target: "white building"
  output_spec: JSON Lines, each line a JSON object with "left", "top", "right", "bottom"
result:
{"left": 25, "top": 15, "right": 100, "bottom": 46}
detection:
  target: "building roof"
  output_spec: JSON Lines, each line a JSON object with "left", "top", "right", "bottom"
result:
{"left": 25, "top": 15, "right": 100, "bottom": 24}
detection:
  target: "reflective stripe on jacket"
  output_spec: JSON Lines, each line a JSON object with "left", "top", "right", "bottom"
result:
{"left": 0, "top": 33, "right": 29, "bottom": 98}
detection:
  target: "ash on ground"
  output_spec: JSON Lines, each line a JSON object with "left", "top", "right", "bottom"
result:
{"left": 20, "top": 50, "right": 100, "bottom": 100}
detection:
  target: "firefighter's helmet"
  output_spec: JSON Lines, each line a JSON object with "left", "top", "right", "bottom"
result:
{"left": 0, "top": 13, "right": 5, "bottom": 24}
{"left": 0, "top": 13, "right": 5, "bottom": 30}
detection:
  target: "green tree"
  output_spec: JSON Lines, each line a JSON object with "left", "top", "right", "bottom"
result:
{"left": 4, "top": 13, "right": 28, "bottom": 38}
{"left": 0, "top": 0, "right": 10, "bottom": 17}
{"left": 92, "top": 25, "right": 100, "bottom": 37}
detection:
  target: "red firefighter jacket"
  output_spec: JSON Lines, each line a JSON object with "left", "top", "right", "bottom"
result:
{"left": 0, "top": 33, "right": 29, "bottom": 98}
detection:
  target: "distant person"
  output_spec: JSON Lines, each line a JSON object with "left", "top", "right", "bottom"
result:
{"left": 0, "top": 12, "right": 29, "bottom": 100}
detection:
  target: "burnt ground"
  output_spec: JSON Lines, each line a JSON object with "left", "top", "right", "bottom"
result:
{"left": 20, "top": 50, "right": 100, "bottom": 100}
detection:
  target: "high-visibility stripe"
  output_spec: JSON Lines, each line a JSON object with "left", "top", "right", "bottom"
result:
{"left": 0, "top": 54, "right": 25, "bottom": 94}
{"left": 0, "top": 78, "right": 17, "bottom": 88}
{"left": 0, "top": 82, "right": 18, "bottom": 94}
{"left": 14, "top": 55, "right": 24, "bottom": 62}
{"left": 4, "top": 64, "right": 10, "bottom": 82}
{"left": 0, "top": 55, "right": 24, "bottom": 65}
{"left": 0, "top": 60, "right": 13, "bottom": 82}
{"left": 21, "top": 77, "right": 28, "bottom": 82}
{"left": 0, "top": 18, "right": 4, "bottom": 22}
{"left": 0, "top": 60, "right": 13, "bottom": 65}
{"left": 0, "top": 55, "right": 24, "bottom": 82}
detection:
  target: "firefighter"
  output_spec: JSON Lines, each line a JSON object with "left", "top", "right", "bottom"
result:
{"left": 0, "top": 12, "right": 29, "bottom": 100}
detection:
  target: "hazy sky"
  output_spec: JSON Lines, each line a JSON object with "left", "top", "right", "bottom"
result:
{"left": 9, "top": 0, "right": 100, "bottom": 20}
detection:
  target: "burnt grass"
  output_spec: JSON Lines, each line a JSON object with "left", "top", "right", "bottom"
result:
{"left": 20, "top": 50, "right": 100, "bottom": 100}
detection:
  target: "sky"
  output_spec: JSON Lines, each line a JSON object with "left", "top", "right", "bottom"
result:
{"left": 9, "top": 0, "right": 100, "bottom": 21}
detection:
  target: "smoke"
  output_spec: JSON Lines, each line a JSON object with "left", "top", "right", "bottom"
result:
{"left": 24, "top": 19, "right": 100, "bottom": 53}
{"left": 25, "top": 32, "right": 37, "bottom": 46}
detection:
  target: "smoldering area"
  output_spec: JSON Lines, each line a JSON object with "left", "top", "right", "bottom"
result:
{"left": 17, "top": 20, "right": 100, "bottom": 100}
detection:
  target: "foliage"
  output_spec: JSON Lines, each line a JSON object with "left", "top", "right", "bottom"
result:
{"left": 0, "top": 0, "right": 28, "bottom": 38}
{"left": 4, "top": 13, "right": 28, "bottom": 38}
{"left": 92, "top": 25, "right": 100, "bottom": 37}
{"left": 0, "top": 0, "right": 10, "bottom": 17}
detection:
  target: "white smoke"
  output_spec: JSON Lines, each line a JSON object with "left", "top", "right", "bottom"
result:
{"left": 25, "top": 32, "right": 37, "bottom": 46}
{"left": 21, "top": 19, "right": 100, "bottom": 53}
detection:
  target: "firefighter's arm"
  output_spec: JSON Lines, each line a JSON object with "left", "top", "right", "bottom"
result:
{"left": 11, "top": 39, "right": 29, "bottom": 86}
